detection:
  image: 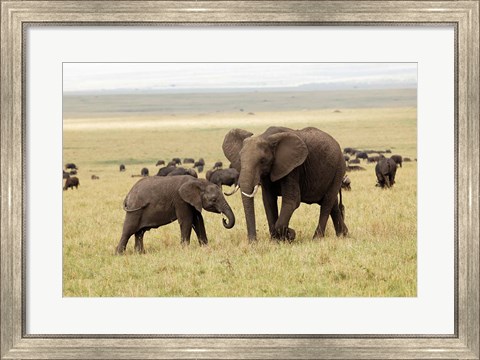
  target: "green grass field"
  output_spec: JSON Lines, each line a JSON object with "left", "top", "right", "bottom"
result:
{"left": 63, "top": 89, "right": 417, "bottom": 297}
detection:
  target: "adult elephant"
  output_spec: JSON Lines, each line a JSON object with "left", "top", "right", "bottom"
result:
{"left": 223, "top": 126, "right": 348, "bottom": 241}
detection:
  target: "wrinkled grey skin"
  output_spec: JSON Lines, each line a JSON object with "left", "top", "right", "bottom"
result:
{"left": 206, "top": 168, "right": 239, "bottom": 188}
{"left": 375, "top": 158, "right": 397, "bottom": 188}
{"left": 115, "top": 177, "right": 235, "bottom": 254}
{"left": 223, "top": 126, "right": 348, "bottom": 241}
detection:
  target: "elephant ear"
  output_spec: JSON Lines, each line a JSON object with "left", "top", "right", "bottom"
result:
{"left": 267, "top": 132, "right": 308, "bottom": 182}
{"left": 179, "top": 180, "right": 204, "bottom": 213}
{"left": 222, "top": 129, "right": 253, "bottom": 171}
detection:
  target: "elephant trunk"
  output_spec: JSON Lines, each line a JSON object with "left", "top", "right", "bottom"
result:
{"left": 241, "top": 195, "right": 257, "bottom": 240}
{"left": 220, "top": 199, "right": 235, "bottom": 229}
{"left": 239, "top": 170, "right": 259, "bottom": 241}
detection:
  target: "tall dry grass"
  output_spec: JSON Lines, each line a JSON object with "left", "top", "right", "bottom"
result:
{"left": 63, "top": 106, "right": 416, "bottom": 297}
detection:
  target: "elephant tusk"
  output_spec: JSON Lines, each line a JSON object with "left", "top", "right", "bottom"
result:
{"left": 224, "top": 185, "right": 240, "bottom": 196}
{"left": 242, "top": 184, "right": 259, "bottom": 198}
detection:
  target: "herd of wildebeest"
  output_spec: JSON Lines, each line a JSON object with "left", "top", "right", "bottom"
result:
{"left": 63, "top": 126, "right": 415, "bottom": 254}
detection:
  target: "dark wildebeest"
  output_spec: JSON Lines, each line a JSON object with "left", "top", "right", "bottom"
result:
{"left": 69, "top": 170, "right": 77, "bottom": 175}
{"left": 346, "top": 165, "right": 366, "bottom": 172}
{"left": 390, "top": 154, "right": 403, "bottom": 168}
{"left": 64, "top": 176, "right": 79, "bottom": 190}
{"left": 65, "top": 163, "right": 78, "bottom": 170}
{"left": 167, "top": 161, "right": 177, "bottom": 167}
{"left": 166, "top": 167, "right": 198, "bottom": 178}
{"left": 213, "top": 161, "right": 223, "bottom": 170}
{"left": 63, "top": 170, "right": 70, "bottom": 179}
{"left": 157, "top": 166, "right": 177, "bottom": 176}
{"left": 120, "top": 164, "right": 126, "bottom": 172}
{"left": 141, "top": 168, "right": 149, "bottom": 177}
{"left": 91, "top": 175, "right": 100, "bottom": 180}
{"left": 171, "top": 158, "right": 182, "bottom": 165}
{"left": 349, "top": 158, "right": 361, "bottom": 164}
{"left": 343, "top": 155, "right": 350, "bottom": 162}
{"left": 355, "top": 151, "right": 368, "bottom": 160}
{"left": 183, "top": 158, "right": 195, "bottom": 164}
{"left": 375, "top": 158, "right": 397, "bottom": 188}
{"left": 196, "top": 165, "right": 204, "bottom": 173}
{"left": 343, "top": 147, "right": 357, "bottom": 155}
{"left": 156, "top": 160, "right": 165, "bottom": 166}
{"left": 206, "top": 168, "right": 240, "bottom": 193}
{"left": 403, "top": 157, "right": 412, "bottom": 162}
{"left": 194, "top": 158, "right": 205, "bottom": 168}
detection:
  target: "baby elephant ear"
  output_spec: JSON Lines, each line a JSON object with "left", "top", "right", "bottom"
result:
{"left": 267, "top": 132, "right": 308, "bottom": 182}
{"left": 179, "top": 181, "right": 203, "bottom": 213}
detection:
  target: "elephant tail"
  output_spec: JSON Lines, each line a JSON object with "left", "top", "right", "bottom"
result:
{"left": 339, "top": 188, "right": 345, "bottom": 220}
{"left": 123, "top": 198, "right": 149, "bottom": 212}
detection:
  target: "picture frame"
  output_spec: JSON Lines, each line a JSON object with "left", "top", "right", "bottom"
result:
{"left": 1, "top": 0, "right": 478, "bottom": 358}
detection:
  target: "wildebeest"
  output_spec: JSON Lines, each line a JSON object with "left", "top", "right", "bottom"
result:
{"left": 64, "top": 176, "right": 79, "bottom": 190}
{"left": 375, "top": 158, "right": 397, "bottom": 188}
{"left": 367, "top": 155, "right": 384, "bottom": 163}
{"left": 183, "top": 158, "right": 195, "bottom": 164}
{"left": 171, "top": 157, "right": 182, "bottom": 165}
{"left": 343, "top": 155, "right": 350, "bottom": 162}
{"left": 206, "top": 168, "right": 239, "bottom": 189}
{"left": 120, "top": 164, "right": 126, "bottom": 172}
{"left": 156, "top": 160, "right": 165, "bottom": 166}
{"left": 390, "top": 154, "right": 403, "bottom": 168}
{"left": 403, "top": 157, "right": 412, "bottom": 162}
{"left": 349, "top": 159, "right": 361, "bottom": 164}
{"left": 91, "top": 175, "right": 100, "bottom": 180}
{"left": 343, "top": 147, "right": 357, "bottom": 155}
{"left": 157, "top": 166, "right": 177, "bottom": 176}
{"left": 166, "top": 167, "right": 198, "bottom": 178}
{"left": 355, "top": 151, "right": 368, "bottom": 160}
{"left": 213, "top": 161, "right": 223, "bottom": 170}
{"left": 69, "top": 170, "right": 77, "bottom": 175}
{"left": 63, "top": 170, "right": 70, "bottom": 179}
{"left": 194, "top": 158, "right": 205, "bottom": 167}
{"left": 65, "top": 163, "right": 78, "bottom": 170}
{"left": 141, "top": 168, "right": 149, "bottom": 177}
{"left": 196, "top": 165, "right": 204, "bottom": 173}
{"left": 346, "top": 165, "right": 366, "bottom": 172}
{"left": 167, "top": 161, "right": 177, "bottom": 167}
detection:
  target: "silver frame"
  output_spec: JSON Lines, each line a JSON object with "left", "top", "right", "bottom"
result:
{"left": 1, "top": 1, "right": 479, "bottom": 359}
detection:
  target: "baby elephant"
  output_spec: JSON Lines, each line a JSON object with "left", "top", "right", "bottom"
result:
{"left": 64, "top": 176, "right": 79, "bottom": 190}
{"left": 115, "top": 176, "right": 235, "bottom": 254}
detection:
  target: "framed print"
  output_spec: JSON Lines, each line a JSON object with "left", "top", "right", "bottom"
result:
{"left": 1, "top": 1, "right": 479, "bottom": 359}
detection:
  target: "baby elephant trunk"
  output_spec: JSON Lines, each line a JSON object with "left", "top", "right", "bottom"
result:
{"left": 220, "top": 200, "right": 235, "bottom": 229}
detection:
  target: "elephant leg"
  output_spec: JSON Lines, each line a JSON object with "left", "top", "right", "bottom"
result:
{"left": 115, "top": 216, "right": 138, "bottom": 254}
{"left": 314, "top": 191, "right": 340, "bottom": 239}
{"left": 274, "top": 179, "right": 300, "bottom": 241}
{"left": 261, "top": 186, "right": 279, "bottom": 238}
{"left": 134, "top": 229, "right": 146, "bottom": 254}
{"left": 178, "top": 215, "right": 193, "bottom": 246}
{"left": 330, "top": 199, "right": 348, "bottom": 237}
{"left": 384, "top": 175, "right": 390, "bottom": 188}
{"left": 192, "top": 211, "right": 208, "bottom": 246}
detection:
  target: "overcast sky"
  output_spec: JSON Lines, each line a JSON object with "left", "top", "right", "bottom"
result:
{"left": 63, "top": 63, "right": 417, "bottom": 93}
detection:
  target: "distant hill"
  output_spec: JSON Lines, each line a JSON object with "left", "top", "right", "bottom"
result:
{"left": 63, "top": 88, "right": 417, "bottom": 119}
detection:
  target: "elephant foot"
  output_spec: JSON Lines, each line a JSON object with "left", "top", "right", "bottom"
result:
{"left": 115, "top": 246, "right": 126, "bottom": 255}
{"left": 313, "top": 229, "right": 325, "bottom": 239}
{"left": 134, "top": 247, "right": 146, "bottom": 254}
{"left": 272, "top": 227, "right": 296, "bottom": 242}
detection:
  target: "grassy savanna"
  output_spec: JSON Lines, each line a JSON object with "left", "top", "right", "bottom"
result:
{"left": 63, "top": 89, "right": 417, "bottom": 297}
